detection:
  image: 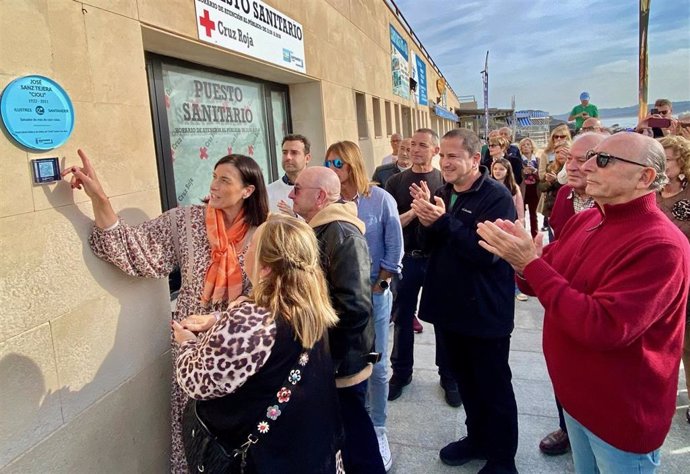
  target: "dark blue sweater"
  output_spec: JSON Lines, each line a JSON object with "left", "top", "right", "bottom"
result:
{"left": 418, "top": 167, "right": 517, "bottom": 337}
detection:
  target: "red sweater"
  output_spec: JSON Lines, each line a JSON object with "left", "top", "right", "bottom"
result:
{"left": 519, "top": 193, "right": 689, "bottom": 453}
{"left": 549, "top": 185, "right": 575, "bottom": 239}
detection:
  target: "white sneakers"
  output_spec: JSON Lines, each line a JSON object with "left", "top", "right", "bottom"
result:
{"left": 375, "top": 426, "right": 393, "bottom": 472}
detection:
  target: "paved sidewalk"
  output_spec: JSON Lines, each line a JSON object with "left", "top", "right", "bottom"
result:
{"left": 385, "top": 295, "right": 689, "bottom": 473}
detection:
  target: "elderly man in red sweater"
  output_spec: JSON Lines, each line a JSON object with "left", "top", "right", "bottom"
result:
{"left": 477, "top": 132, "right": 690, "bottom": 473}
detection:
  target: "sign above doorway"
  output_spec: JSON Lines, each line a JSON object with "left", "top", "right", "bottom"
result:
{"left": 194, "top": 0, "right": 306, "bottom": 74}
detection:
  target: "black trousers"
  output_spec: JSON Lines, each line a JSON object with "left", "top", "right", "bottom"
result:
{"left": 391, "top": 254, "right": 454, "bottom": 382}
{"left": 439, "top": 331, "right": 518, "bottom": 464}
{"left": 337, "top": 382, "right": 385, "bottom": 474}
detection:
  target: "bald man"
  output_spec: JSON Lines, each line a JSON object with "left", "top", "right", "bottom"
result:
{"left": 478, "top": 133, "right": 690, "bottom": 473}
{"left": 289, "top": 167, "right": 385, "bottom": 473}
{"left": 382, "top": 133, "right": 402, "bottom": 165}
{"left": 579, "top": 117, "right": 603, "bottom": 134}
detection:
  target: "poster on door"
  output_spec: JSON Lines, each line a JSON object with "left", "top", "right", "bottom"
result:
{"left": 162, "top": 63, "right": 269, "bottom": 206}
{"left": 390, "top": 25, "right": 409, "bottom": 100}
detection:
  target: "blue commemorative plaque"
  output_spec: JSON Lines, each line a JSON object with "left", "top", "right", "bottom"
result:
{"left": 1, "top": 75, "right": 75, "bottom": 150}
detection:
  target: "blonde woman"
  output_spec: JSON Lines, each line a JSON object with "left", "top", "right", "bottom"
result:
{"left": 325, "top": 140, "right": 403, "bottom": 470}
{"left": 538, "top": 125, "right": 572, "bottom": 180}
{"left": 173, "top": 216, "right": 344, "bottom": 473}
{"left": 657, "top": 136, "right": 690, "bottom": 424}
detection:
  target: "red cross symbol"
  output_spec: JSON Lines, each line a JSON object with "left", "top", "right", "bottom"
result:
{"left": 199, "top": 147, "right": 209, "bottom": 160}
{"left": 248, "top": 145, "right": 254, "bottom": 156}
{"left": 227, "top": 146, "right": 233, "bottom": 155}
{"left": 199, "top": 10, "right": 215, "bottom": 37}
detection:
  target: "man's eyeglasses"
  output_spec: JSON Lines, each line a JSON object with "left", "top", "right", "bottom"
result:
{"left": 324, "top": 158, "right": 344, "bottom": 169}
{"left": 552, "top": 134, "right": 568, "bottom": 140}
{"left": 293, "top": 184, "right": 321, "bottom": 194}
{"left": 585, "top": 150, "right": 648, "bottom": 168}
{"left": 488, "top": 143, "right": 500, "bottom": 148}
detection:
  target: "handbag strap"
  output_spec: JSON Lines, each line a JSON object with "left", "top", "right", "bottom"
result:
{"left": 232, "top": 347, "right": 314, "bottom": 471}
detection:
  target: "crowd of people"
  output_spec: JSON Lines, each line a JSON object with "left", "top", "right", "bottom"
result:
{"left": 60, "top": 95, "right": 690, "bottom": 474}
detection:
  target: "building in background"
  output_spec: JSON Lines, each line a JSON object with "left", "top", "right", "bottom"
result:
{"left": 0, "top": 0, "right": 461, "bottom": 471}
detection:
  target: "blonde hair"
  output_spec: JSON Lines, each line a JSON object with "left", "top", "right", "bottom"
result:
{"left": 489, "top": 136, "right": 510, "bottom": 151}
{"left": 519, "top": 137, "right": 537, "bottom": 156}
{"left": 544, "top": 125, "right": 572, "bottom": 153}
{"left": 250, "top": 215, "right": 338, "bottom": 348}
{"left": 326, "top": 141, "right": 372, "bottom": 197}
{"left": 659, "top": 135, "right": 690, "bottom": 180}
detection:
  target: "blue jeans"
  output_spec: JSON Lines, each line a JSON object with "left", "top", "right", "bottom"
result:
{"left": 563, "top": 410, "right": 661, "bottom": 474}
{"left": 367, "top": 289, "right": 392, "bottom": 429}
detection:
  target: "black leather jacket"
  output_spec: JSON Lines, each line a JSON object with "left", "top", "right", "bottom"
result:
{"left": 311, "top": 204, "right": 375, "bottom": 379}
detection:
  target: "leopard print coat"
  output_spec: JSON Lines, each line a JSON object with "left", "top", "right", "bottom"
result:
{"left": 90, "top": 205, "right": 250, "bottom": 473}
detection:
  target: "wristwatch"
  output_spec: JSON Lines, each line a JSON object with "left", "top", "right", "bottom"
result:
{"left": 378, "top": 279, "right": 390, "bottom": 290}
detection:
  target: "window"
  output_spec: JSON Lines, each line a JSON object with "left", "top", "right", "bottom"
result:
{"left": 385, "top": 101, "right": 392, "bottom": 136}
{"left": 355, "top": 92, "right": 368, "bottom": 139}
{"left": 394, "top": 103, "right": 401, "bottom": 134}
{"left": 372, "top": 97, "right": 382, "bottom": 137}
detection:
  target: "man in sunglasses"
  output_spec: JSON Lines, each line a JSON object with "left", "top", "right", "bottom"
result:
{"left": 477, "top": 132, "right": 689, "bottom": 474}
{"left": 635, "top": 98, "right": 677, "bottom": 138}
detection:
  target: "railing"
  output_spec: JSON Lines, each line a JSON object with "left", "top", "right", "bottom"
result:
{"left": 383, "top": 0, "right": 459, "bottom": 103}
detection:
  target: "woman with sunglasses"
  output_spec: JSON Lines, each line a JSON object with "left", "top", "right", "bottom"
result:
{"left": 538, "top": 126, "right": 572, "bottom": 232}
{"left": 324, "top": 141, "right": 404, "bottom": 471}
{"left": 656, "top": 135, "right": 690, "bottom": 424}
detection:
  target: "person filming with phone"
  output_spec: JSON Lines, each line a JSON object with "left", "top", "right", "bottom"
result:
{"left": 635, "top": 99, "right": 677, "bottom": 138}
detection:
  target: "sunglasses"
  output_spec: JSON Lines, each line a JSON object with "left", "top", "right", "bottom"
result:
{"left": 324, "top": 158, "right": 344, "bottom": 169}
{"left": 553, "top": 134, "right": 568, "bottom": 139}
{"left": 657, "top": 110, "right": 670, "bottom": 116}
{"left": 585, "top": 150, "right": 647, "bottom": 168}
{"left": 489, "top": 143, "right": 501, "bottom": 148}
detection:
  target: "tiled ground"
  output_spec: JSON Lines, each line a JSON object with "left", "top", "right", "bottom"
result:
{"left": 385, "top": 295, "right": 689, "bottom": 473}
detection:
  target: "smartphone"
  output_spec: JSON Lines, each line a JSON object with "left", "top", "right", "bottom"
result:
{"left": 650, "top": 108, "right": 659, "bottom": 115}
{"left": 648, "top": 118, "right": 671, "bottom": 128}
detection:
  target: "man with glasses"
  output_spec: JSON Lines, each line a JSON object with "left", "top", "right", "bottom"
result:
{"left": 579, "top": 117, "right": 603, "bottom": 134}
{"left": 636, "top": 98, "right": 677, "bottom": 138}
{"left": 568, "top": 92, "right": 599, "bottom": 132}
{"left": 478, "top": 132, "right": 689, "bottom": 474}
{"left": 289, "top": 166, "right": 385, "bottom": 473}
{"left": 267, "top": 134, "right": 312, "bottom": 214}
{"left": 381, "top": 133, "right": 402, "bottom": 165}
{"left": 385, "top": 128, "right": 460, "bottom": 407}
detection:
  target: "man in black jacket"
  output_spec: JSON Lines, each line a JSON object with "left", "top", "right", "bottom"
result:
{"left": 411, "top": 128, "right": 519, "bottom": 474}
{"left": 289, "top": 166, "right": 384, "bottom": 474}
{"left": 372, "top": 137, "right": 413, "bottom": 187}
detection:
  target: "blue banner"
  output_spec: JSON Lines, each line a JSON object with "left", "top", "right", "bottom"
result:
{"left": 433, "top": 104, "right": 458, "bottom": 122}
{"left": 415, "top": 55, "right": 427, "bottom": 106}
{"left": 389, "top": 25, "right": 408, "bottom": 61}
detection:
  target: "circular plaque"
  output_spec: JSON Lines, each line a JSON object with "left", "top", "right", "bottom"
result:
{"left": 1, "top": 75, "right": 75, "bottom": 150}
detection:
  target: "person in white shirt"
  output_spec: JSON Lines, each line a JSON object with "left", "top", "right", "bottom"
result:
{"left": 266, "top": 134, "right": 312, "bottom": 214}
{"left": 381, "top": 133, "right": 402, "bottom": 165}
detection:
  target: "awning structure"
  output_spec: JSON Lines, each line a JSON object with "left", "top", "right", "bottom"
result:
{"left": 432, "top": 104, "right": 459, "bottom": 121}
{"left": 508, "top": 110, "right": 549, "bottom": 127}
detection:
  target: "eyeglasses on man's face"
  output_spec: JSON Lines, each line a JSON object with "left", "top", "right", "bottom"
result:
{"left": 324, "top": 158, "right": 344, "bottom": 169}
{"left": 585, "top": 150, "right": 648, "bottom": 169}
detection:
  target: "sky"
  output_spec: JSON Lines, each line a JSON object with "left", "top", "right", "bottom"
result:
{"left": 394, "top": 0, "right": 690, "bottom": 115}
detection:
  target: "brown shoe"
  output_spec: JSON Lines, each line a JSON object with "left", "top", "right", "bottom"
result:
{"left": 539, "top": 428, "right": 570, "bottom": 455}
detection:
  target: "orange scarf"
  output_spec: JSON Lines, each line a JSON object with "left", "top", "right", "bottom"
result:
{"left": 202, "top": 206, "right": 249, "bottom": 306}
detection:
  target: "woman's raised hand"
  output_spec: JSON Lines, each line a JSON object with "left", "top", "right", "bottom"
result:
{"left": 62, "top": 149, "right": 107, "bottom": 201}
{"left": 62, "top": 149, "right": 118, "bottom": 228}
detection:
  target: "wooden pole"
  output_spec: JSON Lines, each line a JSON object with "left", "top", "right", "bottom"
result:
{"left": 638, "top": 0, "right": 651, "bottom": 121}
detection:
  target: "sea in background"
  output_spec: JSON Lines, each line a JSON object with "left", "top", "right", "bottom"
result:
{"left": 600, "top": 115, "right": 639, "bottom": 129}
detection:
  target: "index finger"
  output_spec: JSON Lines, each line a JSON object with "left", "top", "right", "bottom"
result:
{"left": 77, "top": 149, "right": 94, "bottom": 172}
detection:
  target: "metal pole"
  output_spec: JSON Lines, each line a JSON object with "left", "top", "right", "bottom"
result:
{"left": 638, "top": 0, "right": 651, "bottom": 121}
{"left": 481, "top": 51, "right": 489, "bottom": 139}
